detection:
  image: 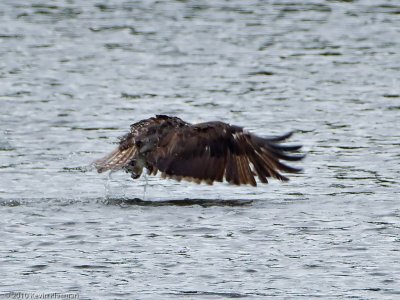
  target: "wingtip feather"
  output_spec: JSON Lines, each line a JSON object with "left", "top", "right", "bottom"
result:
{"left": 94, "top": 147, "right": 136, "bottom": 173}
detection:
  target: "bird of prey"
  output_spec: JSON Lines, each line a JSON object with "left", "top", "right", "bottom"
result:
{"left": 94, "top": 115, "right": 303, "bottom": 186}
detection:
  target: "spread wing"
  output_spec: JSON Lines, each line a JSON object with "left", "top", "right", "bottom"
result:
{"left": 147, "top": 122, "right": 303, "bottom": 186}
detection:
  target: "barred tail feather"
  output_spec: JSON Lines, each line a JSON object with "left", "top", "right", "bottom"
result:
{"left": 94, "top": 146, "right": 137, "bottom": 173}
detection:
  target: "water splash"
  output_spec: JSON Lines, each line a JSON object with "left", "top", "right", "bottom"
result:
{"left": 105, "top": 171, "right": 114, "bottom": 199}
{"left": 142, "top": 172, "right": 148, "bottom": 201}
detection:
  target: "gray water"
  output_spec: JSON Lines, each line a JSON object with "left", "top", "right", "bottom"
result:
{"left": 1, "top": 0, "right": 399, "bottom": 299}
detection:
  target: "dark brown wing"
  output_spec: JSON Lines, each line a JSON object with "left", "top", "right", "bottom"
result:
{"left": 147, "top": 121, "right": 303, "bottom": 186}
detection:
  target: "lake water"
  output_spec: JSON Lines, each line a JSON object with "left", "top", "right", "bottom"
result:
{"left": 1, "top": 0, "right": 399, "bottom": 299}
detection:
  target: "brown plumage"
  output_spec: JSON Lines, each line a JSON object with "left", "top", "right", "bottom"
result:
{"left": 94, "top": 115, "right": 304, "bottom": 186}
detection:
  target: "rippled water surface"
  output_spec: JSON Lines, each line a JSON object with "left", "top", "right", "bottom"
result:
{"left": 1, "top": 0, "right": 399, "bottom": 299}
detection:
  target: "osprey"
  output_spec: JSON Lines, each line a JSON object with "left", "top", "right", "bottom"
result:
{"left": 94, "top": 115, "right": 304, "bottom": 186}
